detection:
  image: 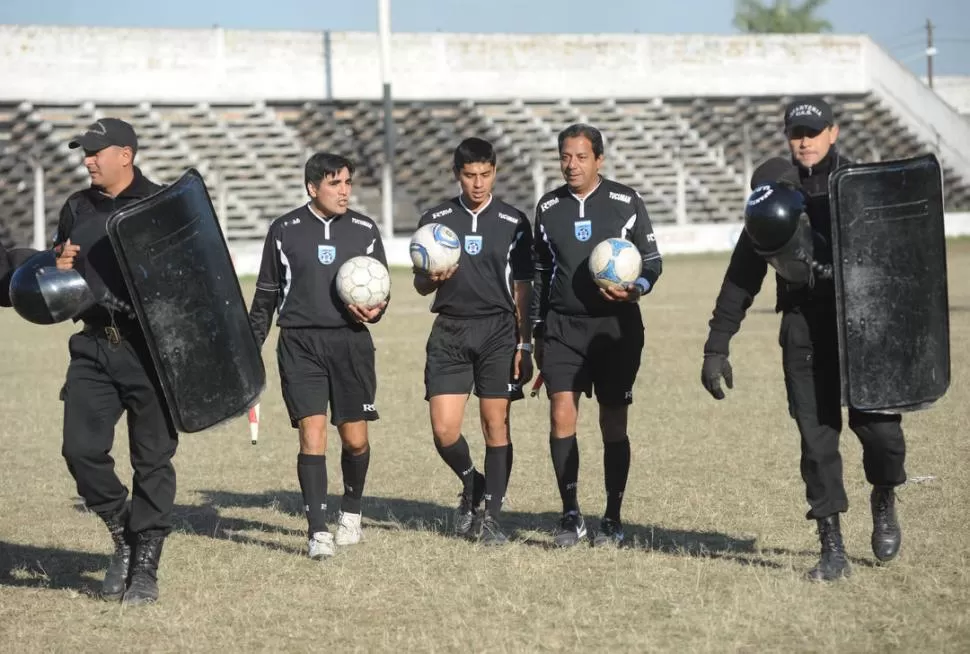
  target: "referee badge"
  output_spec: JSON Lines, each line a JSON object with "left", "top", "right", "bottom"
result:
{"left": 464, "top": 235, "right": 483, "bottom": 255}
{"left": 317, "top": 245, "right": 336, "bottom": 265}
{"left": 574, "top": 220, "right": 592, "bottom": 242}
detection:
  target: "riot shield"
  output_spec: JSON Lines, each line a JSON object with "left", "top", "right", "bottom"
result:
{"left": 106, "top": 169, "right": 265, "bottom": 433}
{"left": 828, "top": 153, "right": 949, "bottom": 413}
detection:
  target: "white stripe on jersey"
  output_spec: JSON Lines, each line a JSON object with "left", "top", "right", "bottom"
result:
{"left": 569, "top": 179, "right": 603, "bottom": 218}
{"left": 366, "top": 238, "right": 375, "bottom": 255}
{"left": 458, "top": 194, "right": 493, "bottom": 233}
{"left": 307, "top": 202, "right": 334, "bottom": 239}
{"left": 538, "top": 222, "right": 558, "bottom": 292}
{"left": 276, "top": 239, "right": 293, "bottom": 311}
{"left": 622, "top": 212, "right": 637, "bottom": 240}
{"left": 504, "top": 229, "right": 525, "bottom": 300}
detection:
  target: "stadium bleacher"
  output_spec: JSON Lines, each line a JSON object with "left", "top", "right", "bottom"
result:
{"left": 2, "top": 93, "right": 968, "bottom": 248}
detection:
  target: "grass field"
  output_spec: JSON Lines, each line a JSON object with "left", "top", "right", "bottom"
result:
{"left": 1, "top": 243, "right": 968, "bottom": 653}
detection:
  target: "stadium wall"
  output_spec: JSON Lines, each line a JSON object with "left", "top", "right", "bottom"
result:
{"left": 1, "top": 26, "right": 871, "bottom": 102}
{"left": 4, "top": 26, "right": 966, "bottom": 178}
{"left": 930, "top": 76, "right": 970, "bottom": 116}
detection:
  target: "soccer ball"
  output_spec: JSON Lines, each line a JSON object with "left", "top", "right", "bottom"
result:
{"left": 336, "top": 256, "right": 391, "bottom": 309}
{"left": 409, "top": 223, "right": 461, "bottom": 274}
{"left": 588, "top": 238, "right": 642, "bottom": 290}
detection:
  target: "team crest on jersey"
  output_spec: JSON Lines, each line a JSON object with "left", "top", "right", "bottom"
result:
{"left": 574, "top": 220, "right": 592, "bottom": 242}
{"left": 464, "top": 235, "right": 483, "bottom": 255}
{"left": 317, "top": 245, "right": 336, "bottom": 265}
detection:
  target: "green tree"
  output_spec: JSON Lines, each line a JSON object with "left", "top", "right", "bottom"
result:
{"left": 733, "top": 0, "right": 833, "bottom": 34}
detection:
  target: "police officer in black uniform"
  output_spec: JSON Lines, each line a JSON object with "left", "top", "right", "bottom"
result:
{"left": 23, "top": 118, "right": 175, "bottom": 605}
{"left": 531, "top": 123, "right": 663, "bottom": 548}
{"left": 249, "top": 152, "right": 388, "bottom": 561}
{"left": 701, "top": 98, "right": 906, "bottom": 581}
{"left": 414, "top": 137, "right": 533, "bottom": 546}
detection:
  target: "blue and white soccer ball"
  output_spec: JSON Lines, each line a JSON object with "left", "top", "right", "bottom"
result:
{"left": 336, "top": 256, "right": 391, "bottom": 309}
{"left": 409, "top": 223, "right": 461, "bottom": 274}
{"left": 588, "top": 238, "right": 642, "bottom": 290}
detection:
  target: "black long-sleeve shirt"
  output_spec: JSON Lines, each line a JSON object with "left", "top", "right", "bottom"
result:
{"left": 248, "top": 204, "right": 388, "bottom": 348}
{"left": 704, "top": 149, "right": 848, "bottom": 355}
{"left": 417, "top": 195, "right": 533, "bottom": 318}
{"left": 530, "top": 177, "right": 662, "bottom": 324}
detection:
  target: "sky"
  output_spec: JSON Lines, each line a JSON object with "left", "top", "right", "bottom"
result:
{"left": 1, "top": 0, "right": 967, "bottom": 76}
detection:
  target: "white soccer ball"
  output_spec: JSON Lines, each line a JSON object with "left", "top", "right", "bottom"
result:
{"left": 336, "top": 256, "right": 391, "bottom": 309}
{"left": 409, "top": 223, "right": 461, "bottom": 274}
{"left": 588, "top": 238, "right": 642, "bottom": 290}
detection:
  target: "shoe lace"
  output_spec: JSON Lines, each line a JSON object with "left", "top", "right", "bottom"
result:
{"left": 874, "top": 488, "right": 896, "bottom": 513}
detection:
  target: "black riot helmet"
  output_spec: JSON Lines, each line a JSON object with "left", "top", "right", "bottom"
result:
{"left": 9, "top": 250, "right": 95, "bottom": 324}
{"left": 743, "top": 181, "right": 808, "bottom": 252}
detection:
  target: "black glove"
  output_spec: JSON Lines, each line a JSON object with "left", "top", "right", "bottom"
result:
{"left": 701, "top": 353, "right": 733, "bottom": 400}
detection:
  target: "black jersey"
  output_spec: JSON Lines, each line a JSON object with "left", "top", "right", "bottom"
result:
{"left": 531, "top": 177, "right": 662, "bottom": 322}
{"left": 249, "top": 203, "right": 388, "bottom": 345}
{"left": 418, "top": 195, "right": 533, "bottom": 318}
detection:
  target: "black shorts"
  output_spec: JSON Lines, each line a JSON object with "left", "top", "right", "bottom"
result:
{"left": 424, "top": 313, "right": 524, "bottom": 401}
{"left": 540, "top": 309, "right": 644, "bottom": 405}
{"left": 277, "top": 326, "right": 379, "bottom": 427}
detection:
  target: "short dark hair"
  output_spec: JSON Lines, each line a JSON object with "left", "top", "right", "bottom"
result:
{"left": 557, "top": 123, "right": 604, "bottom": 158}
{"left": 305, "top": 152, "right": 354, "bottom": 191}
{"left": 453, "top": 137, "right": 497, "bottom": 173}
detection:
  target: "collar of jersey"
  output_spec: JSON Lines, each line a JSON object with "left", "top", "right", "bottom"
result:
{"left": 458, "top": 194, "right": 493, "bottom": 217}
{"left": 568, "top": 177, "right": 603, "bottom": 203}
{"left": 305, "top": 202, "right": 344, "bottom": 223}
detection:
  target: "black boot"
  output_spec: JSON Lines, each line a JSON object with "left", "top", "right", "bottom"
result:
{"left": 871, "top": 485, "right": 902, "bottom": 563}
{"left": 99, "top": 507, "right": 132, "bottom": 601}
{"left": 807, "top": 514, "right": 851, "bottom": 582}
{"left": 122, "top": 534, "right": 165, "bottom": 606}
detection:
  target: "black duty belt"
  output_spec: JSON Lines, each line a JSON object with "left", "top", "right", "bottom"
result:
{"left": 82, "top": 320, "right": 140, "bottom": 345}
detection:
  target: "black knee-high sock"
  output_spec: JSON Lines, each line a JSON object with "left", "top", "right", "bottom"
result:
{"left": 435, "top": 435, "right": 477, "bottom": 497}
{"left": 550, "top": 435, "right": 579, "bottom": 514}
{"left": 297, "top": 453, "right": 328, "bottom": 535}
{"left": 505, "top": 441, "right": 514, "bottom": 490}
{"left": 484, "top": 444, "right": 510, "bottom": 519}
{"left": 341, "top": 447, "right": 370, "bottom": 515}
{"left": 604, "top": 437, "right": 631, "bottom": 522}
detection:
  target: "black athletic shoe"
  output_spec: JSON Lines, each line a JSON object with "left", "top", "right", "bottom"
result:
{"left": 553, "top": 512, "right": 587, "bottom": 548}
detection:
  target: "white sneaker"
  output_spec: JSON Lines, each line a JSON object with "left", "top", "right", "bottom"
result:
{"left": 308, "top": 531, "right": 335, "bottom": 560}
{"left": 334, "top": 512, "right": 363, "bottom": 546}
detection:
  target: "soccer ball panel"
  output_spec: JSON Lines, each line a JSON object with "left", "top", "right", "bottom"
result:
{"left": 336, "top": 256, "right": 391, "bottom": 309}
{"left": 409, "top": 223, "right": 461, "bottom": 274}
{"left": 588, "top": 238, "right": 642, "bottom": 289}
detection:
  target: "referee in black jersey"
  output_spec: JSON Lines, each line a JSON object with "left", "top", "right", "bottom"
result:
{"left": 532, "top": 124, "right": 663, "bottom": 548}
{"left": 249, "top": 152, "right": 388, "bottom": 560}
{"left": 414, "top": 137, "right": 533, "bottom": 546}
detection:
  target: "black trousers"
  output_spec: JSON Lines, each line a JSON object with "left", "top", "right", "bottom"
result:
{"left": 779, "top": 308, "right": 906, "bottom": 520}
{"left": 61, "top": 326, "right": 179, "bottom": 536}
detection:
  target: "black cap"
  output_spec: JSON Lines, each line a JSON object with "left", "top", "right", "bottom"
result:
{"left": 68, "top": 118, "right": 138, "bottom": 153}
{"left": 783, "top": 98, "right": 834, "bottom": 134}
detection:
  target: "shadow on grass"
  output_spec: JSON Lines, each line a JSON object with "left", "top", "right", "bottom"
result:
{"left": 0, "top": 501, "right": 314, "bottom": 594}
{"left": 0, "top": 541, "right": 106, "bottom": 596}
{"left": 195, "top": 488, "right": 777, "bottom": 568}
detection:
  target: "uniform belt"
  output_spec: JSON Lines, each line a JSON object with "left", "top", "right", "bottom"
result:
{"left": 82, "top": 320, "right": 140, "bottom": 345}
